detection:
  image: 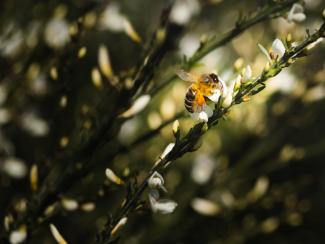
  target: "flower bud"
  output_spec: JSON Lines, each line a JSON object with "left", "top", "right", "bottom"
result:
{"left": 271, "top": 39, "right": 285, "bottom": 59}
{"left": 172, "top": 120, "right": 180, "bottom": 137}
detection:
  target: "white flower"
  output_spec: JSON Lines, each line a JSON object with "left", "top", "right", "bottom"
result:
{"left": 2, "top": 157, "right": 27, "bottom": 179}
{"left": 148, "top": 171, "right": 167, "bottom": 192}
{"left": 170, "top": 0, "right": 200, "bottom": 25}
{"left": 242, "top": 65, "right": 252, "bottom": 81}
{"left": 148, "top": 189, "right": 178, "bottom": 214}
{"left": 99, "top": 3, "right": 125, "bottom": 31}
{"left": 61, "top": 198, "right": 79, "bottom": 211}
{"left": 9, "top": 226, "right": 27, "bottom": 244}
{"left": 287, "top": 3, "right": 306, "bottom": 23}
{"left": 190, "top": 105, "right": 213, "bottom": 122}
{"left": 191, "top": 198, "right": 220, "bottom": 216}
{"left": 221, "top": 79, "right": 235, "bottom": 108}
{"left": 120, "top": 95, "right": 151, "bottom": 118}
{"left": 160, "top": 143, "right": 175, "bottom": 159}
{"left": 44, "top": 19, "right": 70, "bottom": 49}
{"left": 20, "top": 112, "right": 49, "bottom": 137}
{"left": 207, "top": 90, "right": 221, "bottom": 103}
{"left": 191, "top": 154, "right": 215, "bottom": 184}
{"left": 271, "top": 39, "right": 286, "bottom": 59}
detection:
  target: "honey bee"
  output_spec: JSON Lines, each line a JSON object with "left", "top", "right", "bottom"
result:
{"left": 176, "top": 70, "right": 224, "bottom": 113}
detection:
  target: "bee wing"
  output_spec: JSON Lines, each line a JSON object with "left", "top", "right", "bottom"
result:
{"left": 175, "top": 69, "right": 198, "bottom": 83}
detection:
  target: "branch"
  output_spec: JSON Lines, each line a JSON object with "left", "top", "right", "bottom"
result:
{"left": 149, "top": 0, "right": 299, "bottom": 96}
{"left": 95, "top": 21, "right": 325, "bottom": 243}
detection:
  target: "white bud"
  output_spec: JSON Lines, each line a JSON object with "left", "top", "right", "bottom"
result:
{"left": 30, "top": 164, "right": 38, "bottom": 191}
{"left": 91, "top": 68, "right": 103, "bottom": 89}
{"left": 120, "top": 95, "right": 151, "bottom": 118}
{"left": 49, "top": 224, "right": 67, "bottom": 244}
{"left": 81, "top": 202, "right": 96, "bottom": 212}
{"left": 222, "top": 93, "right": 232, "bottom": 108}
{"left": 191, "top": 198, "right": 220, "bottom": 216}
{"left": 105, "top": 168, "right": 124, "bottom": 185}
{"left": 98, "top": 44, "right": 113, "bottom": 79}
{"left": 271, "top": 39, "right": 286, "bottom": 58}
{"left": 160, "top": 143, "right": 175, "bottom": 159}
{"left": 172, "top": 120, "right": 180, "bottom": 136}
{"left": 61, "top": 198, "right": 79, "bottom": 211}
{"left": 20, "top": 112, "right": 49, "bottom": 137}
{"left": 111, "top": 217, "right": 128, "bottom": 236}
{"left": 3, "top": 157, "right": 27, "bottom": 179}
{"left": 123, "top": 18, "right": 141, "bottom": 43}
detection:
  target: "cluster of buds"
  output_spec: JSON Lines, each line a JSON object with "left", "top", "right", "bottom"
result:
{"left": 147, "top": 171, "right": 177, "bottom": 214}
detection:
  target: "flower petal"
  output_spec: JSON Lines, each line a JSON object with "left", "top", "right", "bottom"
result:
{"left": 149, "top": 193, "right": 178, "bottom": 214}
{"left": 243, "top": 65, "right": 252, "bottom": 81}
{"left": 258, "top": 43, "right": 272, "bottom": 62}
{"left": 204, "top": 105, "right": 213, "bottom": 118}
{"left": 160, "top": 143, "right": 175, "bottom": 159}
{"left": 271, "top": 39, "right": 286, "bottom": 58}
{"left": 207, "top": 90, "right": 221, "bottom": 103}
{"left": 291, "top": 13, "right": 306, "bottom": 22}
{"left": 198, "top": 111, "right": 209, "bottom": 122}
{"left": 148, "top": 171, "right": 167, "bottom": 192}
{"left": 120, "top": 95, "right": 151, "bottom": 118}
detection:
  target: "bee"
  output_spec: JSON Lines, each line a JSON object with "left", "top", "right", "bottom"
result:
{"left": 176, "top": 70, "right": 224, "bottom": 113}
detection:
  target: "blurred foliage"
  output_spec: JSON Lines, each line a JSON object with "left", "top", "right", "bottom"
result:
{"left": 1, "top": 0, "right": 325, "bottom": 243}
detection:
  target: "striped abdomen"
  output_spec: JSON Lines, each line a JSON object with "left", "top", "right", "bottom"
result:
{"left": 184, "top": 86, "right": 198, "bottom": 113}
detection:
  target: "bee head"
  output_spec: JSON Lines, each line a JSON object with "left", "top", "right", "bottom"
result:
{"left": 209, "top": 73, "right": 219, "bottom": 83}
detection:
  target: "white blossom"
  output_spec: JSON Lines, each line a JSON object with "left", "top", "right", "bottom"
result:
{"left": 99, "top": 3, "right": 125, "bottom": 31}
{"left": 61, "top": 198, "right": 79, "bottom": 211}
{"left": 287, "top": 3, "right": 306, "bottom": 23}
{"left": 191, "top": 198, "right": 220, "bottom": 216}
{"left": 190, "top": 104, "right": 213, "bottom": 122}
{"left": 20, "top": 112, "right": 49, "bottom": 137}
{"left": 191, "top": 154, "right": 215, "bottom": 184}
{"left": 148, "top": 189, "right": 178, "bottom": 214}
{"left": 9, "top": 227, "right": 27, "bottom": 244}
{"left": 271, "top": 39, "right": 286, "bottom": 59}
{"left": 221, "top": 79, "right": 235, "bottom": 108}
{"left": 2, "top": 157, "right": 27, "bottom": 179}
{"left": 44, "top": 19, "right": 70, "bottom": 49}
{"left": 242, "top": 65, "right": 252, "bottom": 81}
{"left": 170, "top": 0, "right": 200, "bottom": 25}
{"left": 148, "top": 171, "right": 167, "bottom": 192}
{"left": 120, "top": 95, "right": 151, "bottom": 118}
{"left": 0, "top": 108, "right": 11, "bottom": 125}
{"left": 207, "top": 90, "right": 221, "bottom": 103}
